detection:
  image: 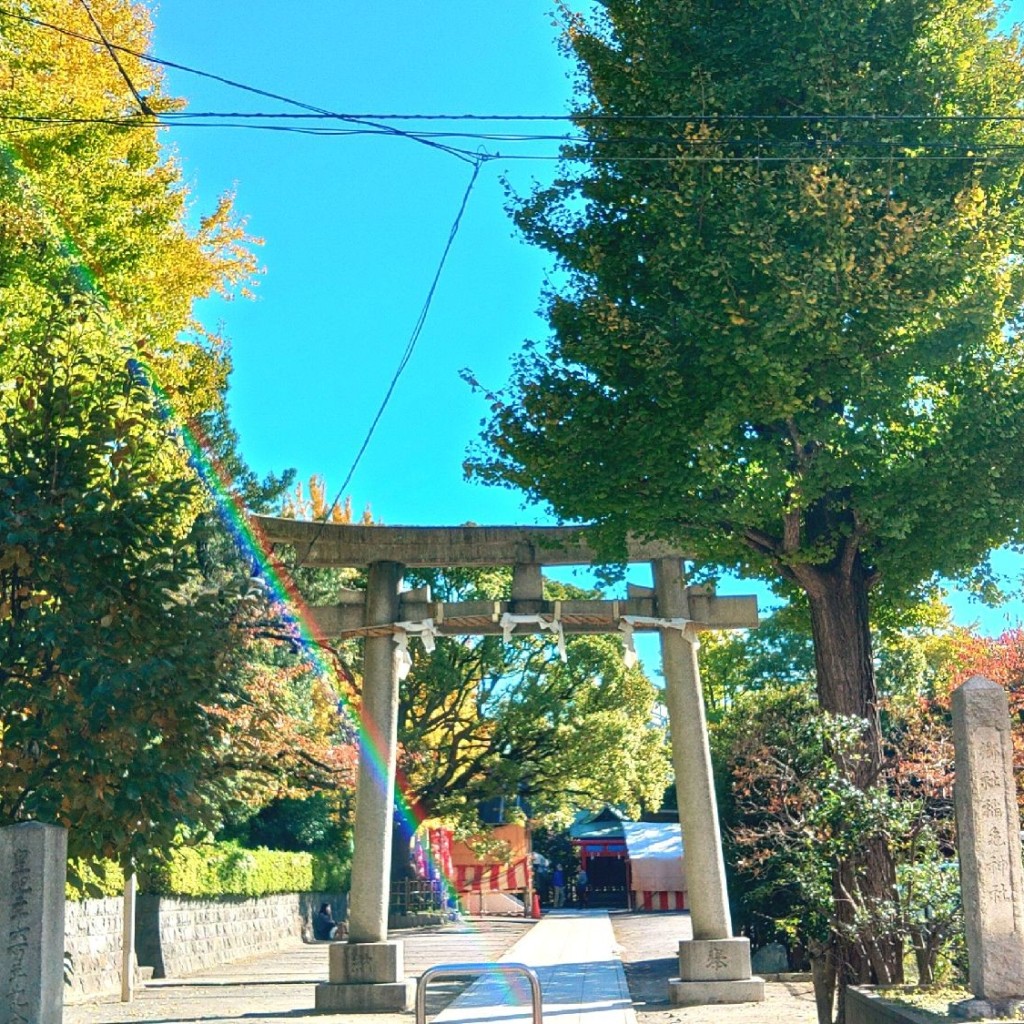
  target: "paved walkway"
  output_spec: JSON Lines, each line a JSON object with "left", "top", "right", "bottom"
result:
{"left": 66, "top": 911, "right": 818, "bottom": 1024}
{"left": 435, "top": 910, "right": 634, "bottom": 1024}
{"left": 65, "top": 912, "right": 635, "bottom": 1024}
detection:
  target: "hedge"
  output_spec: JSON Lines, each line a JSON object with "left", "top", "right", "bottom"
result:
{"left": 146, "top": 842, "right": 311, "bottom": 897}
{"left": 66, "top": 842, "right": 351, "bottom": 900}
{"left": 311, "top": 849, "right": 351, "bottom": 893}
{"left": 66, "top": 858, "right": 125, "bottom": 901}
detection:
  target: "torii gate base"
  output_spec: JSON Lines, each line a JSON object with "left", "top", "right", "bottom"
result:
{"left": 254, "top": 518, "right": 765, "bottom": 1012}
{"left": 671, "top": 941, "right": 764, "bottom": 1005}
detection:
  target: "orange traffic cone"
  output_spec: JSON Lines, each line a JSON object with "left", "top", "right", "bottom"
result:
{"left": 531, "top": 893, "right": 542, "bottom": 919}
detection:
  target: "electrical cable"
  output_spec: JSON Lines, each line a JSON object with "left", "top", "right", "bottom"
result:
{"left": 75, "top": 0, "right": 154, "bottom": 116}
{"left": 0, "top": 6, "right": 475, "bottom": 163}
{"left": 297, "top": 157, "right": 486, "bottom": 564}
{"left": 8, "top": 106, "right": 1024, "bottom": 134}
{"left": 6, "top": 112, "right": 1024, "bottom": 165}
{"left": 144, "top": 110, "right": 1024, "bottom": 125}
{"left": 7, "top": 4, "right": 1024, "bottom": 163}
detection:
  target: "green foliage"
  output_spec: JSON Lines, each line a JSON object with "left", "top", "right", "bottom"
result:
{"left": 700, "top": 602, "right": 815, "bottom": 718}
{"left": 471, "top": 0, "right": 1024, "bottom": 609}
{"left": 713, "top": 678, "right": 966, "bottom": 994}
{"left": 311, "top": 850, "right": 352, "bottom": 894}
{"left": 65, "top": 858, "right": 125, "bottom": 901}
{"left": 466, "top": 28, "right": 1024, "bottom": 982}
{"left": 399, "top": 569, "right": 671, "bottom": 829}
{"left": 714, "top": 687, "right": 851, "bottom": 947}
{"left": 145, "top": 841, "right": 316, "bottom": 898}
{"left": 897, "top": 846, "right": 964, "bottom": 986}
{"left": 222, "top": 794, "right": 354, "bottom": 894}
{"left": 239, "top": 794, "right": 351, "bottom": 853}
{"left": 0, "top": 310, "right": 259, "bottom": 864}
{"left": 702, "top": 598, "right": 963, "bottom": 716}
{"left": 529, "top": 825, "right": 578, "bottom": 875}
{"left": 469, "top": 8, "right": 1024, "bottom": 983}
{"left": 0, "top": 1, "right": 258, "bottom": 419}
{"left": 0, "top": 0, "right": 352, "bottom": 872}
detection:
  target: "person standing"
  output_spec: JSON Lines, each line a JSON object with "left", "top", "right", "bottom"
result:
{"left": 552, "top": 863, "right": 566, "bottom": 908}
{"left": 576, "top": 867, "right": 589, "bottom": 908}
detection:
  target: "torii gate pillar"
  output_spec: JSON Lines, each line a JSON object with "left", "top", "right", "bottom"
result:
{"left": 315, "top": 560, "right": 415, "bottom": 1012}
{"left": 653, "top": 557, "right": 765, "bottom": 1006}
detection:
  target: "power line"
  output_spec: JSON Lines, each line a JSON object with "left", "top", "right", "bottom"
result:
{"left": 9, "top": 106, "right": 1024, "bottom": 132}
{"left": 158, "top": 111, "right": 1024, "bottom": 125}
{"left": 0, "top": 6, "right": 475, "bottom": 164}
{"left": 6, "top": 5, "right": 1024, "bottom": 157}
{"left": 75, "top": 0, "right": 154, "bottom": 116}
{"left": 299, "top": 158, "right": 486, "bottom": 563}
{"left": 4, "top": 109, "right": 1021, "bottom": 144}
{"left": 6, "top": 111, "right": 1024, "bottom": 165}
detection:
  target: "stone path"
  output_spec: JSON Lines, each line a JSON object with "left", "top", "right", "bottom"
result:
{"left": 64, "top": 918, "right": 533, "bottom": 1024}
{"left": 64, "top": 911, "right": 818, "bottom": 1024}
{"left": 435, "top": 910, "right": 633, "bottom": 1024}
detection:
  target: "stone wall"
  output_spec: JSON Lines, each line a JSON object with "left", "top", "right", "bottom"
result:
{"left": 846, "top": 987, "right": 939, "bottom": 1024}
{"left": 63, "top": 891, "right": 347, "bottom": 1002}
{"left": 64, "top": 897, "right": 124, "bottom": 1004}
{"left": 135, "top": 891, "right": 347, "bottom": 979}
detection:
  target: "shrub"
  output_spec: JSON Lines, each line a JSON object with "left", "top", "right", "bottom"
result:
{"left": 145, "top": 841, "right": 314, "bottom": 897}
{"left": 311, "top": 850, "right": 351, "bottom": 893}
{"left": 66, "top": 858, "right": 125, "bottom": 901}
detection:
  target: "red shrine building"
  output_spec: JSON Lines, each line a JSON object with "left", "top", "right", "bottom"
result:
{"left": 570, "top": 806, "right": 688, "bottom": 911}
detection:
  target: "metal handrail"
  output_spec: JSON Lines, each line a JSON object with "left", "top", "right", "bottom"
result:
{"left": 415, "top": 961, "right": 543, "bottom": 1024}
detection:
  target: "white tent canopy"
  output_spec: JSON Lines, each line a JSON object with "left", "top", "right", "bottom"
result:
{"left": 622, "top": 822, "right": 686, "bottom": 895}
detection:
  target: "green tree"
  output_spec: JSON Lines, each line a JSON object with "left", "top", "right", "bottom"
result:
{"left": 397, "top": 569, "right": 671, "bottom": 831}
{"left": 713, "top": 686, "right": 960, "bottom": 1023}
{"left": 0, "top": 310, "right": 250, "bottom": 863}
{"left": 468, "top": 0, "right": 1024, "bottom": 991}
{"left": 700, "top": 601, "right": 815, "bottom": 717}
{"left": 0, "top": 1, "right": 333, "bottom": 869}
{"left": 0, "top": 0, "right": 257, "bottom": 417}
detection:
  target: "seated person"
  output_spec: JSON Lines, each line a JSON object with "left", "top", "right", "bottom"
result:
{"left": 313, "top": 902, "right": 339, "bottom": 941}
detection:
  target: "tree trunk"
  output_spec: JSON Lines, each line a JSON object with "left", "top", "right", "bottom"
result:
{"left": 798, "top": 550, "right": 905, "bottom": 1011}
{"left": 802, "top": 550, "right": 881, "bottom": 785}
{"left": 911, "top": 929, "right": 934, "bottom": 986}
{"left": 810, "top": 937, "right": 837, "bottom": 1024}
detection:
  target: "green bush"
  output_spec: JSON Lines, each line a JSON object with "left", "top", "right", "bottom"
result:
{"left": 146, "top": 841, "right": 314, "bottom": 897}
{"left": 66, "top": 858, "right": 125, "bottom": 901}
{"left": 65, "top": 843, "right": 350, "bottom": 901}
{"left": 312, "top": 850, "right": 351, "bottom": 893}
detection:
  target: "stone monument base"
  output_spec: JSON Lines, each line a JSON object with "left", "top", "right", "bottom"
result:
{"left": 314, "top": 979, "right": 415, "bottom": 1012}
{"left": 951, "top": 996, "right": 1024, "bottom": 1020}
{"left": 314, "top": 939, "right": 414, "bottom": 1013}
{"left": 669, "top": 977, "right": 766, "bottom": 1005}
{"left": 669, "top": 937, "right": 764, "bottom": 1006}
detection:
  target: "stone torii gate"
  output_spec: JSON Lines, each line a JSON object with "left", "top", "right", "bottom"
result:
{"left": 253, "top": 516, "right": 766, "bottom": 1012}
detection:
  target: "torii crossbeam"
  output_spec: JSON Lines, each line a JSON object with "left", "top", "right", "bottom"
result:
{"left": 253, "top": 515, "right": 766, "bottom": 1012}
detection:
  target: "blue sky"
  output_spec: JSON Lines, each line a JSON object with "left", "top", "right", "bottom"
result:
{"left": 148, "top": 1, "right": 1024, "bottom": 632}
{"left": 151, "top": 1, "right": 576, "bottom": 525}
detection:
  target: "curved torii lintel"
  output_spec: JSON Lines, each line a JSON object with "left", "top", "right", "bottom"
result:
{"left": 250, "top": 514, "right": 690, "bottom": 569}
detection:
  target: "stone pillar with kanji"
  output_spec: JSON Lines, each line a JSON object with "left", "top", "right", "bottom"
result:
{"left": 951, "top": 675, "right": 1024, "bottom": 1020}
